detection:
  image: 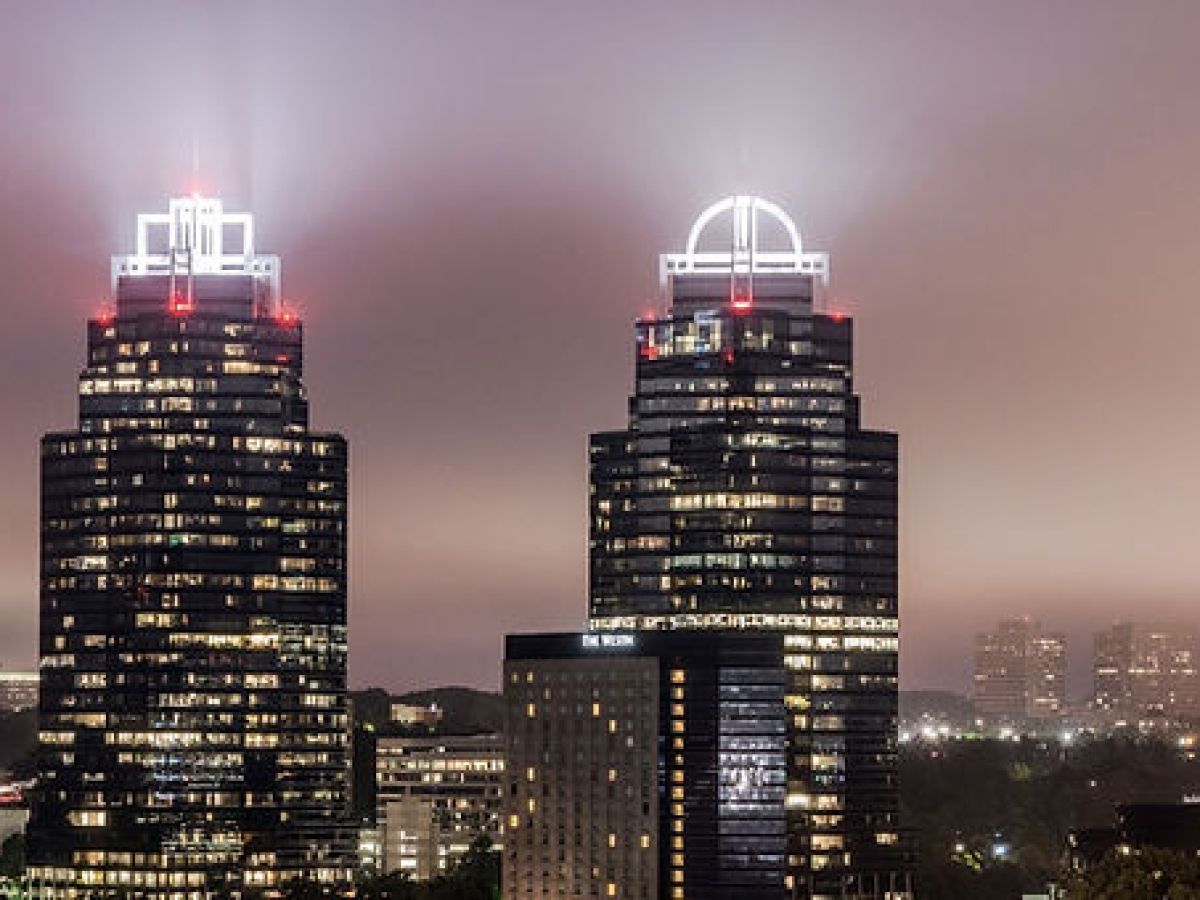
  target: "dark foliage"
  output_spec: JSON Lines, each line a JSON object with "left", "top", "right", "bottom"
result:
{"left": 902, "top": 736, "right": 1200, "bottom": 898}
{"left": 356, "top": 835, "right": 498, "bottom": 900}
{"left": 0, "top": 710, "right": 37, "bottom": 776}
{"left": 0, "top": 833, "right": 23, "bottom": 878}
{"left": 1060, "top": 847, "right": 1200, "bottom": 899}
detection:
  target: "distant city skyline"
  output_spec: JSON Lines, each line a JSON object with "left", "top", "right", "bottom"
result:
{"left": 5, "top": 3, "right": 1200, "bottom": 693}
{"left": 972, "top": 617, "right": 1067, "bottom": 721}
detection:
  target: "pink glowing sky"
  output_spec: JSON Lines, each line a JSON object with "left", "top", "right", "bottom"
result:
{"left": 2, "top": 2, "right": 1199, "bottom": 697}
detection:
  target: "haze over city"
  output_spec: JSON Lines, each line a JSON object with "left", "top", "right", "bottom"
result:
{"left": 3, "top": 1, "right": 1200, "bottom": 695}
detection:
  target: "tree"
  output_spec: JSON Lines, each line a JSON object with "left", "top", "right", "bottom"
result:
{"left": 1061, "top": 847, "right": 1200, "bottom": 899}
{"left": 901, "top": 736, "right": 1200, "bottom": 898}
{"left": 212, "top": 886, "right": 268, "bottom": 900}
{"left": 0, "top": 835, "right": 23, "bottom": 879}
{"left": 356, "top": 835, "right": 500, "bottom": 900}
{"left": 356, "top": 871, "right": 421, "bottom": 900}
{"left": 278, "top": 878, "right": 339, "bottom": 900}
{"left": 442, "top": 834, "right": 499, "bottom": 894}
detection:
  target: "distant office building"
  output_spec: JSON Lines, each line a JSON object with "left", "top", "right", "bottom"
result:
{"left": 504, "top": 630, "right": 794, "bottom": 900}
{"left": 588, "top": 196, "right": 908, "bottom": 898}
{"left": 358, "top": 826, "right": 382, "bottom": 877}
{"left": 27, "top": 197, "right": 353, "bottom": 897}
{"left": 1094, "top": 622, "right": 1199, "bottom": 727}
{"left": 376, "top": 733, "right": 504, "bottom": 879}
{"left": 972, "top": 618, "right": 1066, "bottom": 721}
{"left": 389, "top": 703, "right": 444, "bottom": 729}
{"left": 1028, "top": 633, "right": 1068, "bottom": 719}
{"left": 0, "top": 671, "right": 38, "bottom": 713}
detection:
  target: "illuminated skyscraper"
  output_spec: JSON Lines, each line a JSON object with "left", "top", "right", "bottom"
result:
{"left": 589, "top": 197, "right": 909, "bottom": 899}
{"left": 1094, "top": 621, "right": 1199, "bottom": 728}
{"left": 28, "top": 197, "right": 352, "bottom": 897}
{"left": 972, "top": 617, "right": 1066, "bottom": 723}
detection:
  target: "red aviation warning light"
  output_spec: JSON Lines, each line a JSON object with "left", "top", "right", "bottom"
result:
{"left": 276, "top": 305, "right": 300, "bottom": 327}
{"left": 95, "top": 305, "right": 115, "bottom": 326}
{"left": 637, "top": 313, "right": 662, "bottom": 360}
{"left": 168, "top": 291, "right": 194, "bottom": 317}
{"left": 731, "top": 283, "right": 753, "bottom": 313}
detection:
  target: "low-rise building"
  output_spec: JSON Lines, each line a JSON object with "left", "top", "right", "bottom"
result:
{"left": 0, "top": 806, "right": 28, "bottom": 843}
{"left": 376, "top": 733, "right": 504, "bottom": 878}
{"left": 0, "top": 671, "right": 37, "bottom": 714}
{"left": 389, "top": 703, "right": 444, "bottom": 730}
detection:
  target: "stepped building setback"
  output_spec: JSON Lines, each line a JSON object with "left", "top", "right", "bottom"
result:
{"left": 507, "top": 196, "right": 910, "bottom": 899}
{"left": 27, "top": 197, "right": 353, "bottom": 897}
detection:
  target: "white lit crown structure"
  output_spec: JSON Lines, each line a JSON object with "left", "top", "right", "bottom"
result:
{"left": 111, "top": 195, "right": 281, "bottom": 308}
{"left": 660, "top": 195, "right": 829, "bottom": 293}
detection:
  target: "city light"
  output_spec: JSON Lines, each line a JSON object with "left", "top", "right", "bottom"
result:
{"left": 167, "top": 290, "right": 194, "bottom": 316}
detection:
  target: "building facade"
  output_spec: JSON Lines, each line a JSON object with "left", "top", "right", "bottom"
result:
{"left": 0, "top": 671, "right": 38, "bottom": 714}
{"left": 1093, "top": 622, "right": 1199, "bottom": 728}
{"left": 972, "top": 618, "right": 1066, "bottom": 723}
{"left": 504, "top": 631, "right": 789, "bottom": 900}
{"left": 27, "top": 197, "right": 352, "bottom": 897}
{"left": 375, "top": 733, "right": 504, "bottom": 878}
{"left": 587, "top": 197, "right": 908, "bottom": 898}
{"left": 0, "top": 807, "right": 30, "bottom": 845}
{"left": 388, "top": 703, "right": 444, "bottom": 730}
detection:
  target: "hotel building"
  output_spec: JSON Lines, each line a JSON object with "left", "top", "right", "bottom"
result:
{"left": 503, "top": 630, "right": 788, "bottom": 900}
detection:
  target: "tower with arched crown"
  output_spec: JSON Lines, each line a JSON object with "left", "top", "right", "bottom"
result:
{"left": 589, "top": 197, "right": 911, "bottom": 899}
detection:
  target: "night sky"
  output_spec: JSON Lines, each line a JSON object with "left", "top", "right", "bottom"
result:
{"left": 3, "top": 2, "right": 1200, "bottom": 696}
